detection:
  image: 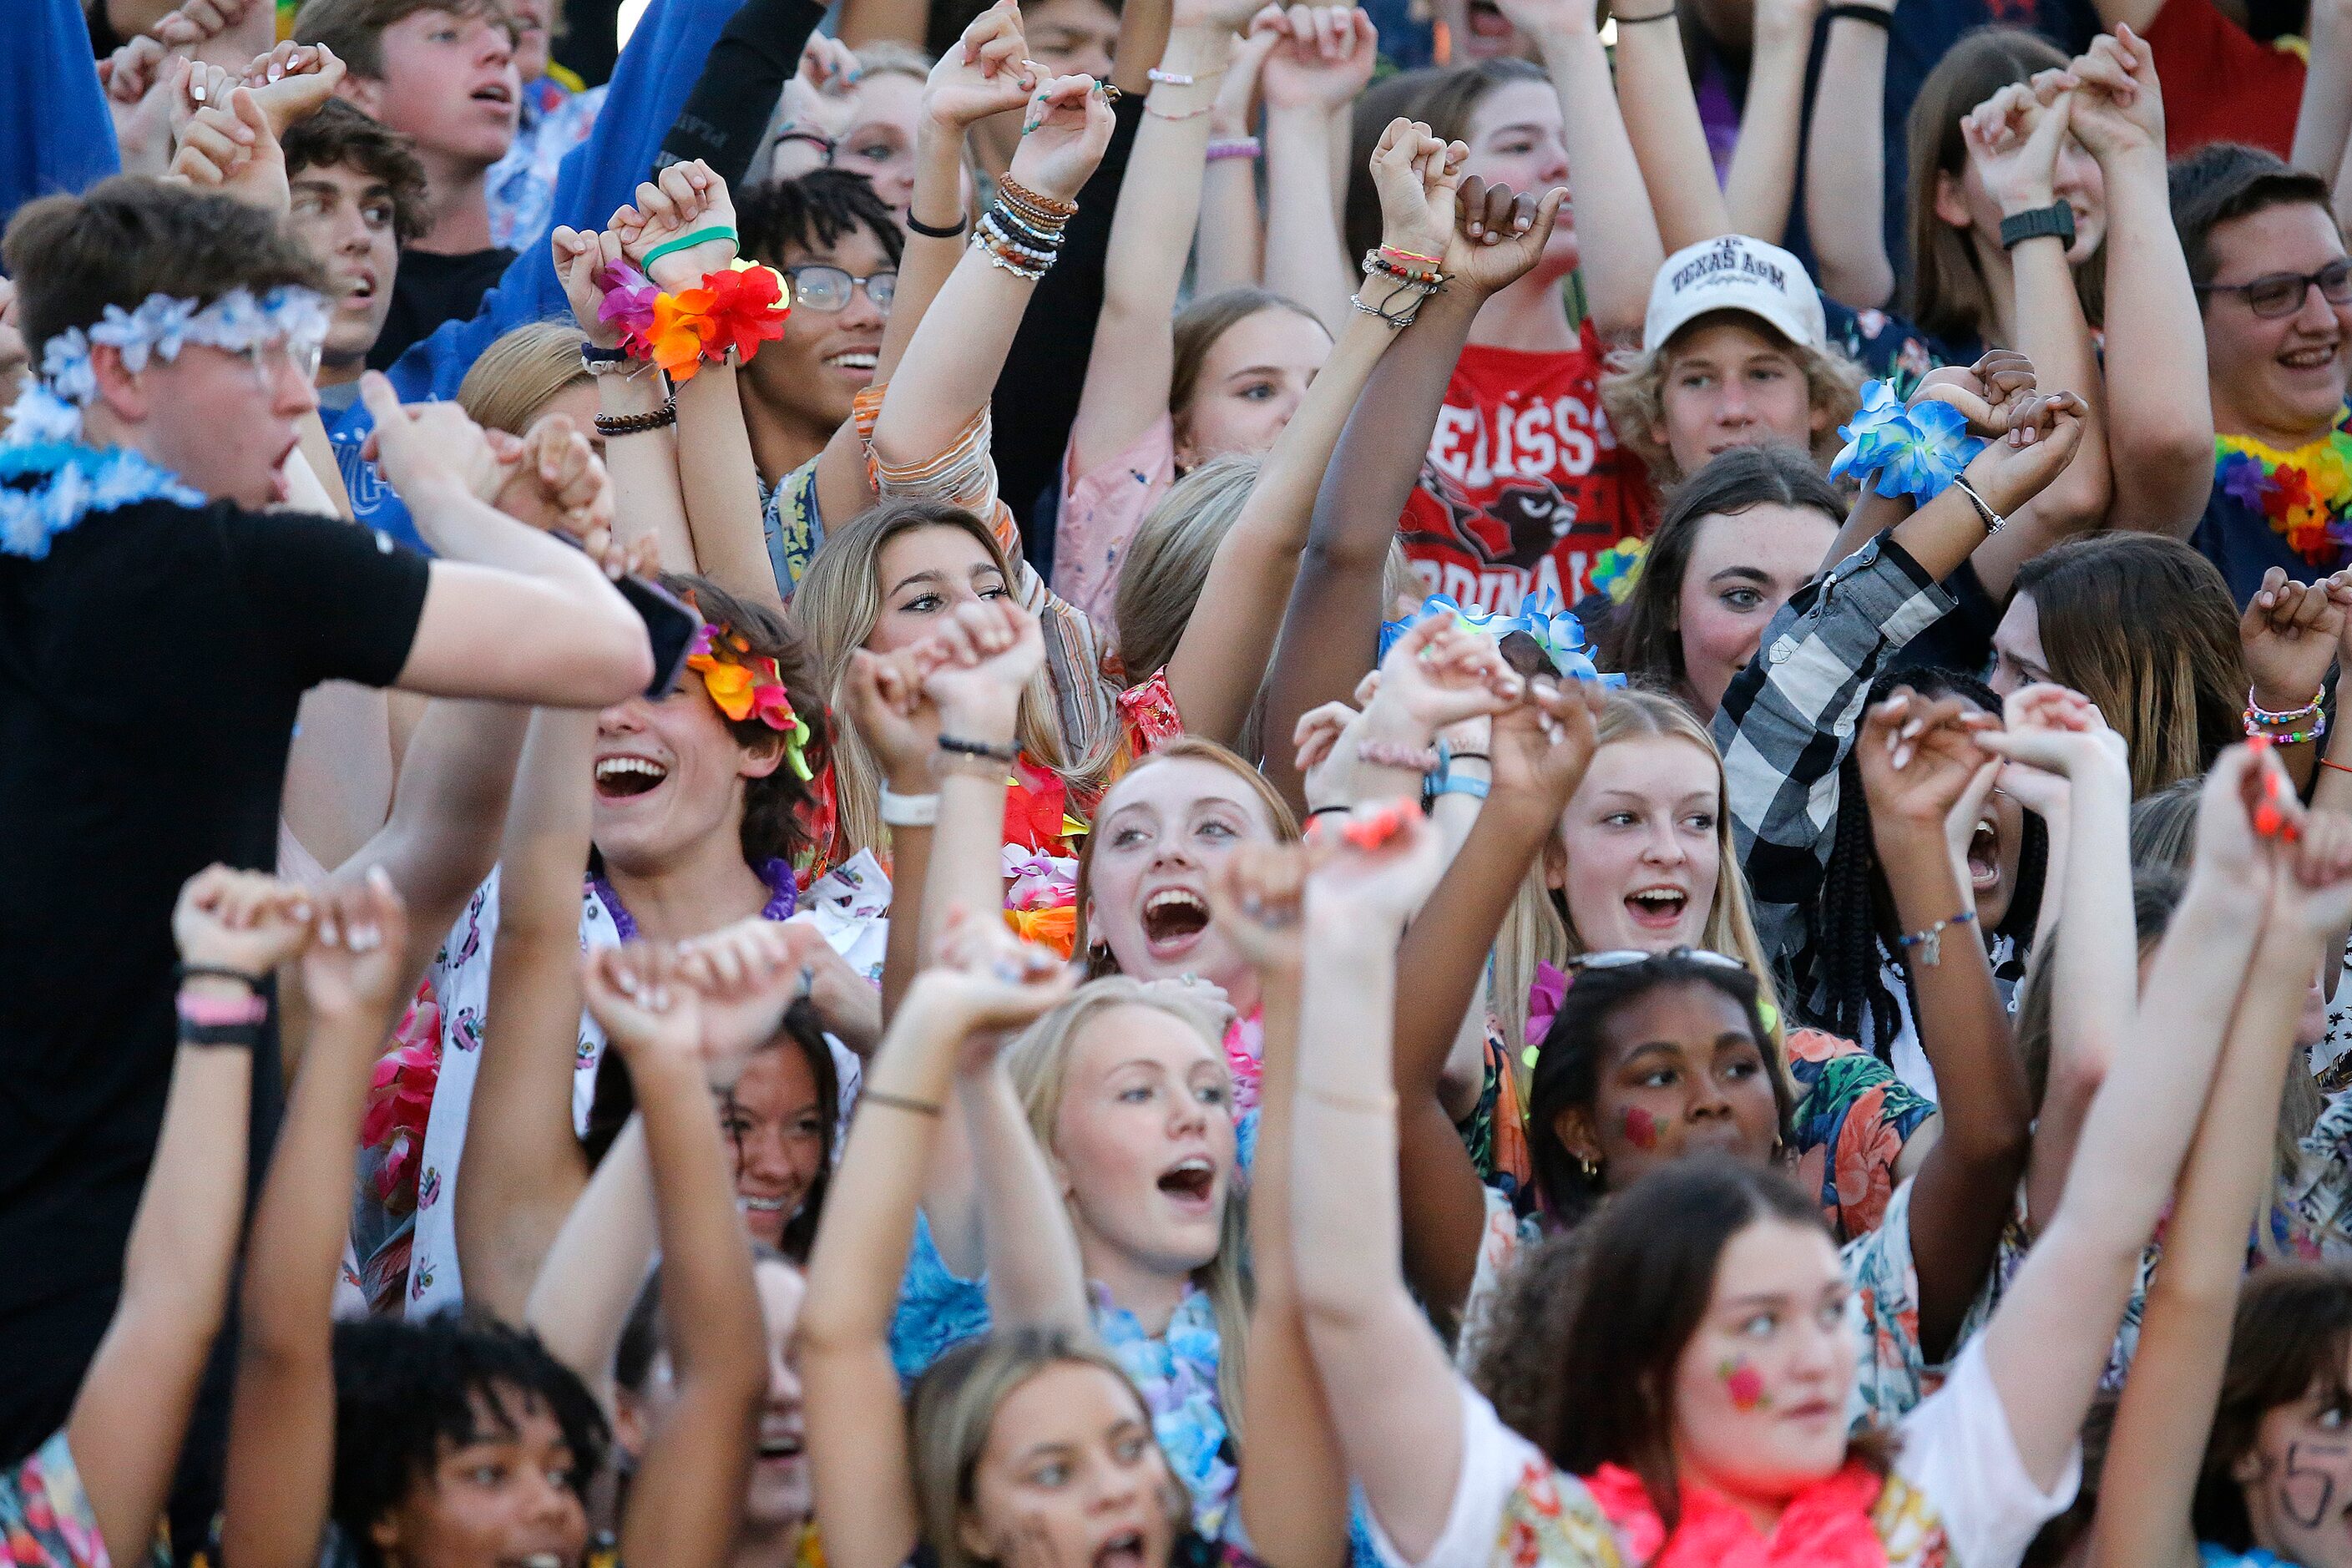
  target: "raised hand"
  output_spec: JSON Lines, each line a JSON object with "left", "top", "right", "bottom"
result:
{"left": 677, "top": 915, "right": 883, "bottom": 1072}
{"left": 1294, "top": 698, "right": 1365, "bottom": 811}
{"left": 357, "top": 372, "right": 523, "bottom": 503}
{"left": 1908, "top": 348, "right": 2037, "bottom": 437}
{"left": 1363, "top": 615, "right": 1526, "bottom": 741}
{"left": 842, "top": 645, "right": 945, "bottom": 793}
{"left": 1005, "top": 73, "right": 1117, "bottom": 207}
{"left": 173, "top": 864, "right": 316, "bottom": 978}
{"left": 1956, "top": 388, "right": 2091, "bottom": 518}
{"left": 581, "top": 943, "right": 707, "bottom": 1070}
{"left": 235, "top": 40, "right": 346, "bottom": 138}
{"left": 1962, "top": 71, "right": 2078, "bottom": 219}
{"left": 167, "top": 86, "right": 288, "bottom": 213}
{"left": 923, "top": 0, "right": 1036, "bottom": 134}
{"left": 1487, "top": 672, "right": 1609, "bottom": 815}
{"left": 550, "top": 225, "right": 630, "bottom": 349}
{"left": 1975, "top": 682, "right": 2128, "bottom": 777}
{"left": 611, "top": 160, "right": 740, "bottom": 292}
{"left": 912, "top": 600, "right": 1047, "bottom": 737}
{"left": 301, "top": 867, "right": 411, "bottom": 1023}
{"left": 2239, "top": 566, "right": 2345, "bottom": 717}
{"left": 2063, "top": 25, "right": 2163, "bottom": 168}
{"left": 2192, "top": 742, "right": 2297, "bottom": 899}
{"left": 1257, "top": 5, "right": 1378, "bottom": 113}
{"left": 1367, "top": 117, "right": 1464, "bottom": 270}
{"left": 1211, "top": 13, "right": 1282, "bottom": 137}
{"left": 909, "top": 904, "right": 1077, "bottom": 1047}
{"left": 493, "top": 411, "right": 616, "bottom": 544}
{"left": 1206, "top": 840, "right": 1312, "bottom": 975}
{"left": 1302, "top": 801, "right": 1447, "bottom": 927}
{"left": 1857, "top": 688, "right": 2002, "bottom": 841}
{"left": 2273, "top": 808, "right": 2352, "bottom": 939}
{"left": 1440, "top": 175, "right": 1570, "bottom": 296}
{"left": 102, "top": 38, "right": 182, "bottom": 174}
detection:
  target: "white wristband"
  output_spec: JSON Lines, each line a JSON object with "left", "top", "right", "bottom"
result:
{"left": 880, "top": 786, "right": 941, "bottom": 827}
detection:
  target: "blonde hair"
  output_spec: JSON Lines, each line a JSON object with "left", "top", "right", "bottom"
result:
{"left": 456, "top": 319, "right": 591, "bottom": 434}
{"left": 852, "top": 38, "right": 931, "bottom": 78}
{"left": 792, "top": 500, "right": 1114, "bottom": 862}
{"left": 1000, "top": 978, "right": 1252, "bottom": 1447}
{"left": 1596, "top": 327, "right": 1864, "bottom": 488}
{"left": 1111, "top": 455, "right": 1258, "bottom": 683}
{"left": 1491, "top": 690, "right": 1781, "bottom": 1078}
{"left": 910, "top": 1328, "right": 1187, "bottom": 1568}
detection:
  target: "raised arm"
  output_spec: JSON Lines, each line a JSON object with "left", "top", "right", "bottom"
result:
{"left": 452, "top": 708, "right": 600, "bottom": 1323}
{"left": 526, "top": 1115, "right": 658, "bottom": 1414}
{"left": 1195, "top": 31, "right": 1276, "bottom": 295}
{"left": 1258, "top": 6, "right": 1378, "bottom": 334}
{"left": 1804, "top": 0, "right": 1896, "bottom": 307}
{"left": 1497, "top": 0, "right": 1662, "bottom": 335}
{"left": 1211, "top": 846, "right": 1351, "bottom": 1568}
{"left": 1259, "top": 178, "right": 1565, "bottom": 808}
{"left": 1292, "top": 806, "right": 1475, "bottom": 1564}
{"left": 1722, "top": 0, "right": 1826, "bottom": 242}
{"left": 1853, "top": 690, "right": 2035, "bottom": 1358}
{"left": 2067, "top": 28, "right": 2214, "bottom": 539}
{"left": 2086, "top": 809, "right": 2352, "bottom": 1568}
{"left": 1977, "top": 745, "right": 2279, "bottom": 1493}
{"left": 2296, "top": 0, "right": 2352, "bottom": 185}
{"left": 1607, "top": 7, "right": 1737, "bottom": 247}
{"left": 1161, "top": 117, "right": 1457, "bottom": 744}
{"left": 870, "top": 73, "right": 1115, "bottom": 473}
{"left": 221, "top": 873, "right": 412, "bottom": 1568}
{"left": 66, "top": 870, "right": 307, "bottom": 1568}
{"left": 580, "top": 944, "right": 768, "bottom": 1568}
{"left": 801, "top": 946, "right": 1073, "bottom": 1568}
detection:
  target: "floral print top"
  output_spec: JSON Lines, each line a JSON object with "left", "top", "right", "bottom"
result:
{"left": 2, "top": 1429, "right": 164, "bottom": 1568}
{"left": 1787, "top": 1028, "right": 1939, "bottom": 1243}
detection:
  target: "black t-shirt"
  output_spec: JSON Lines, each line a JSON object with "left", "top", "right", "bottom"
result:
{"left": 0, "top": 497, "right": 428, "bottom": 1325}
{"left": 370, "top": 245, "right": 517, "bottom": 369}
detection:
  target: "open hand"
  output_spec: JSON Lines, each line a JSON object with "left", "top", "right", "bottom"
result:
{"left": 301, "top": 867, "right": 410, "bottom": 1021}
{"left": 1005, "top": 73, "right": 1117, "bottom": 206}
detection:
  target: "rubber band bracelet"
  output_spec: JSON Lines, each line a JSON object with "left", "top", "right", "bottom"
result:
{"left": 2324, "top": 757, "right": 2352, "bottom": 776}
{"left": 1307, "top": 803, "right": 1353, "bottom": 818}
{"left": 860, "top": 1090, "right": 942, "bottom": 1116}
{"left": 181, "top": 1021, "right": 261, "bottom": 1050}
{"left": 1826, "top": 3, "right": 1893, "bottom": 23}
{"left": 2255, "top": 721, "right": 2328, "bottom": 746}
{"left": 905, "top": 210, "right": 968, "bottom": 240}
{"left": 1205, "top": 137, "right": 1261, "bottom": 161}
{"left": 640, "top": 225, "right": 739, "bottom": 269}
{"left": 177, "top": 961, "right": 263, "bottom": 987}
{"left": 938, "top": 733, "right": 1019, "bottom": 764}
{"left": 178, "top": 990, "right": 269, "bottom": 1026}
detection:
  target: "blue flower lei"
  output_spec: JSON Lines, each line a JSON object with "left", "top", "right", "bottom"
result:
{"left": 1828, "top": 379, "right": 1987, "bottom": 503}
{"left": 1378, "top": 589, "right": 1626, "bottom": 685}
{"left": 1093, "top": 1285, "right": 1236, "bottom": 1538}
{"left": 0, "top": 286, "right": 327, "bottom": 559}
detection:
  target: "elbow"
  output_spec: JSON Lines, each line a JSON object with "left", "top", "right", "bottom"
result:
{"left": 579, "top": 606, "right": 655, "bottom": 707}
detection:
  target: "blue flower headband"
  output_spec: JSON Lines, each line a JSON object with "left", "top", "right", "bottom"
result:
{"left": 1378, "top": 590, "right": 1626, "bottom": 685}
{"left": 3, "top": 286, "right": 331, "bottom": 450}
{"left": 1828, "top": 379, "right": 1985, "bottom": 503}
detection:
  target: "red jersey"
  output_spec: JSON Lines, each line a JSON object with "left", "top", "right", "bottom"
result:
{"left": 1399, "top": 325, "right": 1657, "bottom": 615}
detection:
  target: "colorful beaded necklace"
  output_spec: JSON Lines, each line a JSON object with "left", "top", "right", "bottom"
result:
{"left": 2214, "top": 409, "right": 2352, "bottom": 567}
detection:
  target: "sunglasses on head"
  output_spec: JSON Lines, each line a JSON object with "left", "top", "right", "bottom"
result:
{"left": 1565, "top": 947, "right": 1748, "bottom": 974}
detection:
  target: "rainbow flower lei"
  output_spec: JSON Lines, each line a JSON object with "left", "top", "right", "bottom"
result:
{"left": 2215, "top": 410, "right": 2352, "bottom": 567}
{"left": 686, "top": 621, "right": 815, "bottom": 779}
{"left": 595, "top": 260, "right": 791, "bottom": 383}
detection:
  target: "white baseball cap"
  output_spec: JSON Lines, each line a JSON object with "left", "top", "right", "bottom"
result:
{"left": 1641, "top": 234, "right": 1828, "bottom": 355}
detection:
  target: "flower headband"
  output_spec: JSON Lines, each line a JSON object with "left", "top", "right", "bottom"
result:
{"left": 685, "top": 621, "right": 814, "bottom": 780}
{"left": 1378, "top": 590, "right": 1624, "bottom": 685}
{"left": 3, "top": 286, "right": 331, "bottom": 448}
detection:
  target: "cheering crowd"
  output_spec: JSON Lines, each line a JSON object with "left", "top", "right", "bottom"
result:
{"left": 21, "top": 0, "right": 2352, "bottom": 1558}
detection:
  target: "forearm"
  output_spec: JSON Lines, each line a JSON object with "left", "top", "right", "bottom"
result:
{"left": 1166, "top": 308, "right": 1393, "bottom": 741}
{"left": 672, "top": 365, "right": 793, "bottom": 609}
{"left": 919, "top": 722, "right": 1016, "bottom": 959}
{"left": 1393, "top": 798, "right": 1549, "bottom": 1101}
{"left": 2295, "top": 2, "right": 2352, "bottom": 180}
{"left": 1613, "top": 19, "right": 1735, "bottom": 249}
{"left": 1722, "top": 23, "right": 1811, "bottom": 244}
{"left": 526, "top": 1116, "right": 658, "bottom": 1412}
{"left": 877, "top": 128, "right": 974, "bottom": 384}
{"left": 869, "top": 255, "right": 1037, "bottom": 470}
{"left": 1537, "top": 25, "right": 1662, "bottom": 335}
{"left": 1993, "top": 240, "right": 2109, "bottom": 549}
{"left": 601, "top": 372, "right": 696, "bottom": 574}
{"left": 1292, "top": 920, "right": 1405, "bottom": 1318}
{"left": 878, "top": 823, "right": 933, "bottom": 1021}
{"left": 2090, "top": 155, "right": 2213, "bottom": 535}
{"left": 2032, "top": 753, "right": 2136, "bottom": 1221}
{"left": 1195, "top": 153, "right": 1264, "bottom": 295}
{"left": 1262, "top": 104, "right": 1353, "bottom": 336}
{"left": 1261, "top": 286, "right": 1481, "bottom": 806}
{"left": 964, "top": 1063, "right": 1090, "bottom": 1332}
{"left": 1803, "top": 13, "right": 1895, "bottom": 307}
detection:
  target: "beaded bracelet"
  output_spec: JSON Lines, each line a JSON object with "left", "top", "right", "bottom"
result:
{"left": 595, "top": 397, "right": 678, "bottom": 436}
{"left": 1147, "top": 63, "right": 1227, "bottom": 84}
{"left": 1897, "top": 907, "right": 1976, "bottom": 967}
{"left": 1363, "top": 248, "right": 1445, "bottom": 286}
{"left": 2249, "top": 687, "right": 2326, "bottom": 726}
{"left": 1358, "top": 738, "right": 1442, "bottom": 771}
{"left": 998, "top": 175, "right": 1077, "bottom": 219}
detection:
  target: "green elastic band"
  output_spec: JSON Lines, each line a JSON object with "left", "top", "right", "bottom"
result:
{"left": 641, "top": 225, "right": 739, "bottom": 270}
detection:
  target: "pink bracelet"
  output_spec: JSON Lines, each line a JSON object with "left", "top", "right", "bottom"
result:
{"left": 1357, "top": 738, "right": 1441, "bottom": 772}
{"left": 178, "top": 989, "right": 270, "bottom": 1027}
{"left": 1205, "top": 136, "right": 1261, "bottom": 162}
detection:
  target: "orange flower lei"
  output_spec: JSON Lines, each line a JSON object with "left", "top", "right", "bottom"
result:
{"left": 686, "top": 622, "right": 814, "bottom": 779}
{"left": 637, "top": 261, "right": 792, "bottom": 382}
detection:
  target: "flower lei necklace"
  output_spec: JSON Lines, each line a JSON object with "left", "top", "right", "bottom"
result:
{"left": 587, "top": 857, "right": 798, "bottom": 940}
{"left": 1, "top": 286, "right": 327, "bottom": 559}
{"left": 2215, "top": 410, "right": 2352, "bottom": 566}
{"left": 1093, "top": 1284, "right": 1236, "bottom": 1540}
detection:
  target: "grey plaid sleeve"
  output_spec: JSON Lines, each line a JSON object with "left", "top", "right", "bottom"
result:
{"left": 1712, "top": 534, "right": 1957, "bottom": 970}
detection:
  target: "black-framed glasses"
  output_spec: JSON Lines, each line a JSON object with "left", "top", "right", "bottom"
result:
{"left": 1565, "top": 947, "right": 1748, "bottom": 974}
{"left": 2195, "top": 257, "right": 2352, "bottom": 318}
{"left": 786, "top": 265, "right": 896, "bottom": 313}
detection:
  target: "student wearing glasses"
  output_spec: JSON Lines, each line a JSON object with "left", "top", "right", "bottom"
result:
{"left": 2174, "top": 144, "right": 2352, "bottom": 604}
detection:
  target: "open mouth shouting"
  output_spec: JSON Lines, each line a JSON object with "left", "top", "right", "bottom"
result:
{"left": 594, "top": 754, "right": 670, "bottom": 802}
{"left": 1464, "top": 0, "right": 1515, "bottom": 41}
{"left": 1624, "top": 884, "right": 1689, "bottom": 933}
{"left": 1140, "top": 888, "right": 1211, "bottom": 960}
{"left": 1156, "top": 1154, "right": 1217, "bottom": 1217}
{"left": 1965, "top": 817, "right": 2001, "bottom": 893}
{"left": 472, "top": 79, "right": 515, "bottom": 109}
{"left": 1091, "top": 1530, "right": 1148, "bottom": 1568}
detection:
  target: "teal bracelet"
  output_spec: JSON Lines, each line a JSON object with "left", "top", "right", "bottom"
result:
{"left": 1433, "top": 773, "right": 1490, "bottom": 801}
{"left": 640, "top": 225, "right": 739, "bottom": 270}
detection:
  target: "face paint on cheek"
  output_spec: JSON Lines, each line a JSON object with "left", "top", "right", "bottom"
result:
{"left": 2280, "top": 1440, "right": 2351, "bottom": 1530}
{"left": 1621, "top": 1106, "right": 1659, "bottom": 1151}
{"left": 1717, "top": 1358, "right": 1769, "bottom": 1412}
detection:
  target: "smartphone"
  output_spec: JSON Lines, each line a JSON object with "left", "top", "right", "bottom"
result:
{"left": 617, "top": 572, "right": 701, "bottom": 699}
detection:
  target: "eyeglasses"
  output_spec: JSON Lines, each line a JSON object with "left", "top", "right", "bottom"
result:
{"left": 231, "top": 336, "right": 324, "bottom": 394}
{"left": 785, "top": 265, "right": 896, "bottom": 313}
{"left": 2194, "top": 257, "right": 2352, "bottom": 318}
{"left": 1565, "top": 947, "right": 1748, "bottom": 974}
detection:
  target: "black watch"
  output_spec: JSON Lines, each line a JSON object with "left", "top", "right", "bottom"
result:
{"left": 1998, "top": 202, "right": 2076, "bottom": 251}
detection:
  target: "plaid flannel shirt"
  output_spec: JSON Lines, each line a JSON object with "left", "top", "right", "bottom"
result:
{"left": 1712, "top": 532, "right": 1956, "bottom": 975}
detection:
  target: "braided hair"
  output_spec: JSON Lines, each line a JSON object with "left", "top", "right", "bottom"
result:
{"left": 1801, "top": 666, "right": 2047, "bottom": 1062}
